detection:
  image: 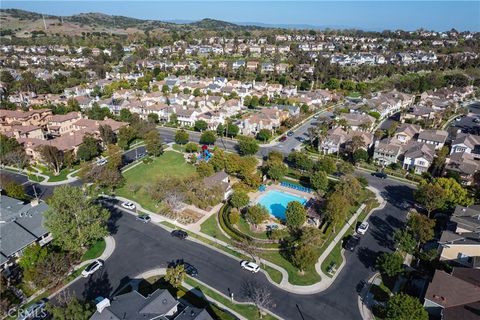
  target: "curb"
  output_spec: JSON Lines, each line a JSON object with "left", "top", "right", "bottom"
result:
{"left": 134, "top": 268, "right": 283, "bottom": 320}
{"left": 47, "top": 236, "right": 116, "bottom": 300}
{"left": 110, "top": 187, "right": 385, "bottom": 295}
{"left": 357, "top": 272, "right": 380, "bottom": 320}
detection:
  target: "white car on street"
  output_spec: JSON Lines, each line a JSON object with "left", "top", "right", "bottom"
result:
{"left": 240, "top": 261, "right": 260, "bottom": 273}
{"left": 357, "top": 222, "right": 370, "bottom": 235}
{"left": 81, "top": 260, "right": 103, "bottom": 277}
{"left": 121, "top": 201, "right": 136, "bottom": 210}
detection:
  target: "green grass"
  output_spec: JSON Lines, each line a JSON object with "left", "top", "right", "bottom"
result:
{"left": 160, "top": 221, "right": 284, "bottom": 284}
{"left": 261, "top": 264, "right": 283, "bottom": 284}
{"left": 2, "top": 167, "right": 44, "bottom": 182}
{"left": 347, "top": 91, "right": 362, "bottom": 98}
{"left": 321, "top": 195, "right": 379, "bottom": 277}
{"left": 117, "top": 151, "right": 196, "bottom": 212}
{"left": 200, "top": 214, "right": 231, "bottom": 244}
{"left": 35, "top": 164, "right": 79, "bottom": 182}
{"left": 172, "top": 143, "right": 186, "bottom": 152}
{"left": 64, "top": 265, "right": 87, "bottom": 284}
{"left": 81, "top": 239, "right": 106, "bottom": 262}
{"left": 184, "top": 277, "right": 279, "bottom": 320}
{"left": 321, "top": 242, "right": 343, "bottom": 276}
{"left": 144, "top": 276, "right": 236, "bottom": 320}
{"left": 258, "top": 250, "right": 321, "bottom": 286}
{"left": 159, "top": 221, "right": 249, "bottom": 260}
{"left": 235, "top": 216, "right": 269, "bottom": 240}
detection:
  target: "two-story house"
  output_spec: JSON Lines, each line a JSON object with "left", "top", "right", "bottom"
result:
{"left": 417, "top": 129, "right": 448, "bottom": 150}
{"left": 402, "top": 142, "right": 435, "bottom": 174}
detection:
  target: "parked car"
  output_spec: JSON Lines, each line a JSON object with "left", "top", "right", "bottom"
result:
{"left": 121, "top": 201, "right": 136, "bottom": 210}
{"left": 279, "top": 136, "right": 287, "bottom": 142}
{"left": 371, "top": 172, "right": 387, "bottom": 179}
{"left": 344, "top": 235, "right": 360, "bottom": 251}
{"left": 81, "top": 260, "right": 103, "bottom": 277}
{"left": 287, "top": 131, "right": 294, "bottom": 137}
{"left": 17, "top": 298, "right": 48, "bottom": 320}
{"left": 183, "top": 262, "right": 198, "bottom": 277}
{"left": 240, "top": 260, "right": 260, "bottom": 273}
{"left": 136, "top": 215, "right": 151, "bottom": 223}
{"left": 171, "top": 230, "right": 188, "bottom": 239}
{"left": 357, "top": 222, "right": 370, "bottom": 235}
{"left": 96, "top": 158, "right": 108, "bottom": 166}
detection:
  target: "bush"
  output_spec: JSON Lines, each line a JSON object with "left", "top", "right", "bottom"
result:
{"left": 218, "top": 205, "right": 250, "bottom": 241}
{"left": 230, "top": 190, "right": 250, "bottom": 208}
{"left": 268, "top": 228, "right": 289, "bottom": 240}
{"left": 143, "top": 157, "right": 153, "bottom": 164}
{"left": 185, "top": 142, "right": 199, "bottom": 153}
{"left": 229, "top": 208, "right": 240, "bottom": 225}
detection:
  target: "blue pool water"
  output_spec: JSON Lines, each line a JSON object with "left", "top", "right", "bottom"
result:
{"left": 257, "top": 190, "right": 307, "bottom": 220}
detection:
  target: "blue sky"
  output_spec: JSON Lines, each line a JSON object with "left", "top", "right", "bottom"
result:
{"left": 2, "top": 1, "right": 480, "bottom": 31}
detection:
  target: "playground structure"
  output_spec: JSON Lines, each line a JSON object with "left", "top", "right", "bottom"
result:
{"left": 197, "top": 145, "right": 212, "bottom": 161}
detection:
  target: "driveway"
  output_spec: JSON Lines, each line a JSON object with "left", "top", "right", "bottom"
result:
{"left": 65, "top": 175, "right": 414, "bottom": 320}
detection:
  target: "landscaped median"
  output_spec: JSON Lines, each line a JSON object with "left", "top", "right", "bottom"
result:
{"left": 321, "top": 196, "right": 380, "bottom": 277}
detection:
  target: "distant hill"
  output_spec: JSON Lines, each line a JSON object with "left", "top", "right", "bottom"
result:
{"left": 190, "top": 18, "right": 257, "bottom": 30}
{"left": 0, "top": 8, "right": 262, "bottom": 37}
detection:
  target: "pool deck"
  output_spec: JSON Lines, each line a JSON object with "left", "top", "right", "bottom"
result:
{"left": 249, "top": 183, "right": 314, "bottom": 204}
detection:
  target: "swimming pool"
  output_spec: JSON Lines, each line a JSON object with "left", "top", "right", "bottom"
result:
{"left": 257, "top": 190, "right": 307, "bottom": 220}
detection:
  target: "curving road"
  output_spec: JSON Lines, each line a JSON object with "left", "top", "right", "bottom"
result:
{"left": 65, "top": 174, "right": 414, "bottom": 320}
{"left": 1, "top": 115, "right": 416, "bottom": 319}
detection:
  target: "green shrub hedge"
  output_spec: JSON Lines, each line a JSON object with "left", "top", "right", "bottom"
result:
{"left": 218, "top": 204, "right": 252, "bottom": 242}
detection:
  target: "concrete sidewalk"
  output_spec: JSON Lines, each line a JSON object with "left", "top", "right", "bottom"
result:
{"left": 111, "top": 186, "right": 386, "bottom": 295}
{"left": 13, "top": 236, "right": 116, "bottom": 308}
{"left": 136, "top": 268, "right": 283, "bottom": 320}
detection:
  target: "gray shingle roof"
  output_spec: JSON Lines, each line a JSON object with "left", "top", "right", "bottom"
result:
{"left": 0, "top": 195, "right": 49, "bottom": 265}
{"left": 90, "top": 289, "right": 178, "bottom": 320}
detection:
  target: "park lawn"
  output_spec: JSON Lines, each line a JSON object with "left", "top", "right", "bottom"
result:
{"left": 321, "top": 242, "right": 343, "bottom": 276}
{"left": 171, "top": 143, "right": 186, "bottom": 152}
{"left": 235, "top": 216, "right": 269, "bottom": 240}
{"left": 81, "top": 239, "right": 106, "bottom": 262}
{"left": 258, "top": 250, "right": 321, "bottom": 286}
{"left": 117, "top": 151, "right": 196, "bottom": 212}
{"left": 261, "top": 264, "right": 283, "bottom": 284}
{"left": 200, "top": 214, "right": 231, "bottom": 244}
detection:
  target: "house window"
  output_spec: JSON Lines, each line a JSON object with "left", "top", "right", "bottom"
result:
{"left": 458, "top": 252, "right": 473, "bottom": 264}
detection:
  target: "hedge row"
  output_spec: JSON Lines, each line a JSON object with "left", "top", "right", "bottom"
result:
{"left": 218, "top": 204, "right": 252, "bottom": 242}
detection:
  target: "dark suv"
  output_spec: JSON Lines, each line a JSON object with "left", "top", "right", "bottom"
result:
{"left": 171, "top": 230, "right": 188, "bottom": 239}
{"left": 344, "top": 235, "right": 361, "bottom": 251}
{"left": 371, "top": 172, "right": 387, "bottom": 179}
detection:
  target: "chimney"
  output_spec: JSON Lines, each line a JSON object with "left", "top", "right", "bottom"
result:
{"left": 96, "top": 298, "right": 110, "bottom": 313}
{"left": 30, "top": 198, "right": 39, "bottom": 207}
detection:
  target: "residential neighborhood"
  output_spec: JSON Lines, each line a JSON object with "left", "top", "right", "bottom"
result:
{"left": 0, "top": 3, "right": 479, "bottom": 320}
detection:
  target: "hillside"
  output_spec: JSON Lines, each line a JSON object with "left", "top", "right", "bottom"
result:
{"left": 0, "top": 9, "right": 261, "bottom": 37}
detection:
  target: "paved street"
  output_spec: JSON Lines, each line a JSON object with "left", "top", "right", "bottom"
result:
{"left": 65, "top": 175, "right": 414, "bottom": 320}
{"left": 1, "top": 118, "right": 416, "bottom": 319}
{"left": 158, "top": 109, "right": 332, "bottom": 158}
